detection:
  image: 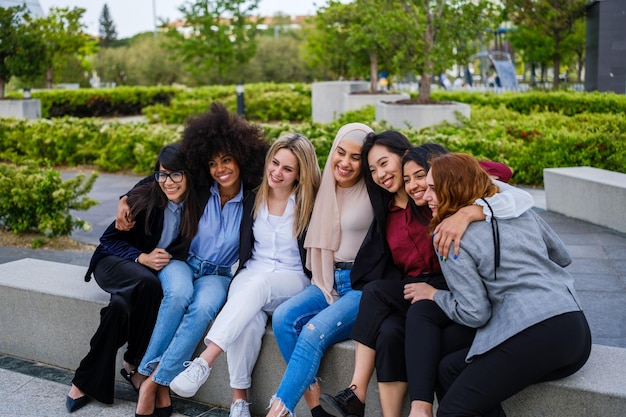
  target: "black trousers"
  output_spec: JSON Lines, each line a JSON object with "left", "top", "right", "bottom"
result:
{"left": 405, "top": 300, "right": 475, "bottom": 403}
{"left": 72, "top": 256, "right": 162, "bottom": 404}
{"left": 436, "top": 311, "right": 591, "bottom": 417}
{"left": 351, "top": 274, "right": 447, "bottom": 382}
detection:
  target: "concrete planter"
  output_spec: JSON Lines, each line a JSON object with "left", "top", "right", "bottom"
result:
{"left": 376, "top": 100, "right": 470, "bottom": 130}
{"left": 312, "top": 81, "right": 409, "bottom": 123}
{"left": 0, "top": 99, "right": 42, "bottom": 119}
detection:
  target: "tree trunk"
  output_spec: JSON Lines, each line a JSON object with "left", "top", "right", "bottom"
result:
{"left": 418, "top": 69, "right": 432, "bottom": 103}
{"left": 577, "top": 52, "right": 584, "bottom": 82}
{"left": 46, "top": 66, "right": 54, "bottom": 89}
{"left": 369, "top": 52, "right": 378, "bottom": 93}
{"left": 417, "top": 22, "right": 434, "bottom": 103}
{"left": 0, "top": 79, "right": 5, "bottom": 99}
{"left": 553, "top": 53, "right": 561, "bottom": 89}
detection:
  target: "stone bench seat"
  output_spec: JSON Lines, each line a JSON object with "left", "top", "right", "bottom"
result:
{"left": 1, "top": 258, "right": 625, "bottom": 416}
{"left": 544, "top": 166, "right": 626, "bottom": 234}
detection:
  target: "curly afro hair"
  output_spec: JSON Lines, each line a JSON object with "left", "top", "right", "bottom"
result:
{"left": 181, "top": 102, "right": 270, "bottom": 190}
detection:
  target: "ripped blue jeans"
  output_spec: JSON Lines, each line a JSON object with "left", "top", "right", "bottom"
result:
{"left": 271, "top": 269, "right": 361, "bottom": 413}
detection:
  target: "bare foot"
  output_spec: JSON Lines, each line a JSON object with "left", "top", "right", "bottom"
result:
{"left": 136, "top": 378, "right": 158, "bottom": 415}
{"left": 156, "top": 385, "right": 171, "bottom": 408}
{"left": 67, "top": 384, "right": 85, "bottom": 400}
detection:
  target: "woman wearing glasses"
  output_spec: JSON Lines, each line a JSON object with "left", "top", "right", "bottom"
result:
{"left": 120, "top": 103, "right": 269, "bottom": 417}
{"left": 66, "top": 143, "right": 200, "bottom": 413}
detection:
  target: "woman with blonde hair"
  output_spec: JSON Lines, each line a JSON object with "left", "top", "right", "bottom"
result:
{"left": 406, "top": 153, "right": 591, "bottom": 417}
{"left": 170, "top": 134, "right": 321, "bottom": 417}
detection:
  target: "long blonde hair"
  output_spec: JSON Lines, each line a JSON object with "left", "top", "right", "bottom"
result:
{"left": 429, "top": 153, "right": 499, "bottom": 232}
{"left": 253, "top": 133, "right": 321, "bottom": 238}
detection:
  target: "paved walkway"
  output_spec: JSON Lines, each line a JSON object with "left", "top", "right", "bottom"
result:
{"left": 1, "top": 171, "right": 625, "bottom": 416}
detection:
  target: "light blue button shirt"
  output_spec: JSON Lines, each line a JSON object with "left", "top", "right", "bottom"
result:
{"left": 189, "top": 182, "right": 243, "bottom": 267}
{"left": 156, "top": 200, "right": 183, "bottom": 249}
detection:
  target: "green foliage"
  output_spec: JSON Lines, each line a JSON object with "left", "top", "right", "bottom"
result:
{"left": 0, "top": 117, "right": 181, "bottom": 173}
{"left": 168, "top": 0, "right": 261, "bottom": 85}
{"left": 1, "top": 86, "right": 625, "bottom": 187}
{"left": 0, "top": 163, "right": 98, "bottom": 236}
{"left": 428, "top": 90, "right": 626, "bottom": 116}
{"left": 503, "top": 0, "right": 587, "bottom": 88}
{"left": 98, "top": 3, "right": 117, "bottom": 47}
{"left": 22, "top": 86, "right": 180, "bottom": 118}
{"left": 92, "top": 35, "right": 187, "bottom": 86}
{"left": 29, "top": 6, "right": 99, "bottom": 88}
{"left": 0, "top": 5, "right": 47, "bottom": 97}
{"left": 142, "top": 83, "right": 312, "bottom": 124}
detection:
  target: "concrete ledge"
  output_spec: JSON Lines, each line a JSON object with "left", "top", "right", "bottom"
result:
{"left": 311, "top": 81, "right": 409, "bottom": 124}
{"left": 0, "top": 99, "right": 42, "bottom": 119}
{"left": 544, "top": 167, "right": 626, "bottom": 234}
{"left": 375, "top": 101, "right": 470, "bottom": 130}
{"left": 1, "top": 258, "right": 625, "bottom": 416}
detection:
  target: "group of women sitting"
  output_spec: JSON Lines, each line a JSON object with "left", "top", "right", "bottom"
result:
{"left": 65, "top": 101, "right": 591, "bottom": 417}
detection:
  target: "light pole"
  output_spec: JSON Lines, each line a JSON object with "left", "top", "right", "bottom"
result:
{"left": 152, "top": 0, "right": 157, "bottom": 37}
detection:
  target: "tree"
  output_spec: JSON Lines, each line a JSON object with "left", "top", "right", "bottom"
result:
{"left": 503, "top": 0, "right": 587, "bottom": 88}
{"left": 92, "top": 34, "right": 187, "bottom": 86}
{"left": 303, "top": 7, "right": 353, "bottom": 80}
{"left": 167, "top": 0, "right": 261, "bottom": 85}
{"left": 305, "top": 0, "right": 402, "bottom": 91}
{"left": 239, "top": 35, "right": 310, "bottom": 83}
{"left": 30, "top": 7, "right": 99, "bottom": 88}
{"left": 98, "top": 3, "right": 118, "bottom": 47}
{"left": 396, "top": 0, "right": 502, "bottom": 103}
{"left": 0, "top": 6, "right": 47, "bottom": 97}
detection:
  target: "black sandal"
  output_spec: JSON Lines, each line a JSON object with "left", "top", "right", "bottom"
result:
{"left": 120, "top": 367, "right": 140, "bottom": 393}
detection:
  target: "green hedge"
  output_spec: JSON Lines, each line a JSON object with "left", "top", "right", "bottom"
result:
{"left": 3, "top": 101, "right": 623, "bottom": 186}
{"left": 10, "top": 86, "right": 179, "bottom": 118}
{"left": 429, "top": 90, "right": 626, "bottom": 116}
{"left": 142, "top": 83, "right": 312, "bottom": 124}
{"left": 0, "top": 118, "right": 182, "bottom": 173}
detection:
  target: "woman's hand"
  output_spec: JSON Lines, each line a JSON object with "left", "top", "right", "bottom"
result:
{"left": 433, "top": 205, "right": 484, "bottom": 259}
{"left": 404, "top": 282, "right": 437, "bottom": 304}
{"left": 115, "top": 195, "right": 135, "bottom": 231}
{"left": 137, "top": 248, "right": 172, "bottom": 271}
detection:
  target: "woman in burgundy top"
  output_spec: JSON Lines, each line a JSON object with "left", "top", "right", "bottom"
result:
{"left": 320, "top": 134, "right": 533, "bottom": 417}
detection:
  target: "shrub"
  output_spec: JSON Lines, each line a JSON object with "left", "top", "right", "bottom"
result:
{"left": 0, "top": 163, "right": 98, "bottom": 236}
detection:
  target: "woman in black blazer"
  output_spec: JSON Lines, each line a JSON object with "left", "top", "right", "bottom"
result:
{"left": 66, "top": 143, "right": 200, "bottom": 413}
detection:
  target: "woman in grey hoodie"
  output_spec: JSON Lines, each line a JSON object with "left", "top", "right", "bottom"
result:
{"left": 405, "top": 152, "right": 591, "bottom": 417}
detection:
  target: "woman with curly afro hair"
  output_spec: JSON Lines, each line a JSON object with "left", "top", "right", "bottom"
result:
{"left": 116, "top": 102, "right": 270, "bottom": 417}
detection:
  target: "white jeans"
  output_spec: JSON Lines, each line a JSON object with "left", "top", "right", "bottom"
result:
{"left": 205, "top": 267, "right": 310, "bottom": 389}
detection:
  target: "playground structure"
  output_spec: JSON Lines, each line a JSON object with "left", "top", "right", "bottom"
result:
{"left": 468, "top": 51, "right": 519, "bottom": 89}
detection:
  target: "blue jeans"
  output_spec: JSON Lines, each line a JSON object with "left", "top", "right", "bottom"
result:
{"left": 272, "top": 269, "right": 362, "bottom": 412}
{"left": 138, "top": 256, "right": 232, "bottom": 385}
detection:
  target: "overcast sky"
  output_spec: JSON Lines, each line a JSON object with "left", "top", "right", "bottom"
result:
{"left": 38, "top": 0, "right": 329, "bottom": 38}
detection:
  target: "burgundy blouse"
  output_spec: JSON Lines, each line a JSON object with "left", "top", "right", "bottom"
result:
{"left": 386, "top": 203, "right": 441, "bottom": 277}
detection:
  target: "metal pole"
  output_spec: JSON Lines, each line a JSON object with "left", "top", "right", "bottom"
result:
{"left": 236, "top": 83, "right": 245, "bottom": 116}
{"left": 152, "top": 0, "right": 157, "bottom": 37}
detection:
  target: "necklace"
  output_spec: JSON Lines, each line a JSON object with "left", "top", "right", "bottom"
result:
{"left": 220, "top": 193, "right": 235, "bottom": 202}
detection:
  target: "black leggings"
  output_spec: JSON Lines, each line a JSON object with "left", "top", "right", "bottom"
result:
{"left": 351, "top": 275, "right": 447, "bottom": 382}
{"left": 436, "top": 311, "right": 591, "bottom": 417}
{"left": 405, "top": 300, "right": 475, "bottom": 403}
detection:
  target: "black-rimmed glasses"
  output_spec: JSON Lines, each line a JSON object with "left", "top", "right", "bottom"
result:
{"left": 154, "top": 171, "right": 184, "bottom": 183}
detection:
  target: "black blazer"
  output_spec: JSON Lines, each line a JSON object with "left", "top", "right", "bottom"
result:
{"left": 85, "top": 206, "right": 191, "bottom": 282}
{"left": 350, "top": 185, "right": 403, "bottom": 290}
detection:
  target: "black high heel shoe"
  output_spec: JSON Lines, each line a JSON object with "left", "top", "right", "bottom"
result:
{"left": 155, "top": 405, "right": 173, "bottom": 417}
{"left": 120, "top": 368, "right": 140, "bottom": 393}
{"left": 66, "top": 394, "right": 90, "bottom": 413}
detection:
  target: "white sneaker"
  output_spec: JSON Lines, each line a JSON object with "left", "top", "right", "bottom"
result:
{"left": 229, "top": 399, "right": 252, "bottom": 417}
{"left": 170, "top": 357, "right": 211, "bottom": 398}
